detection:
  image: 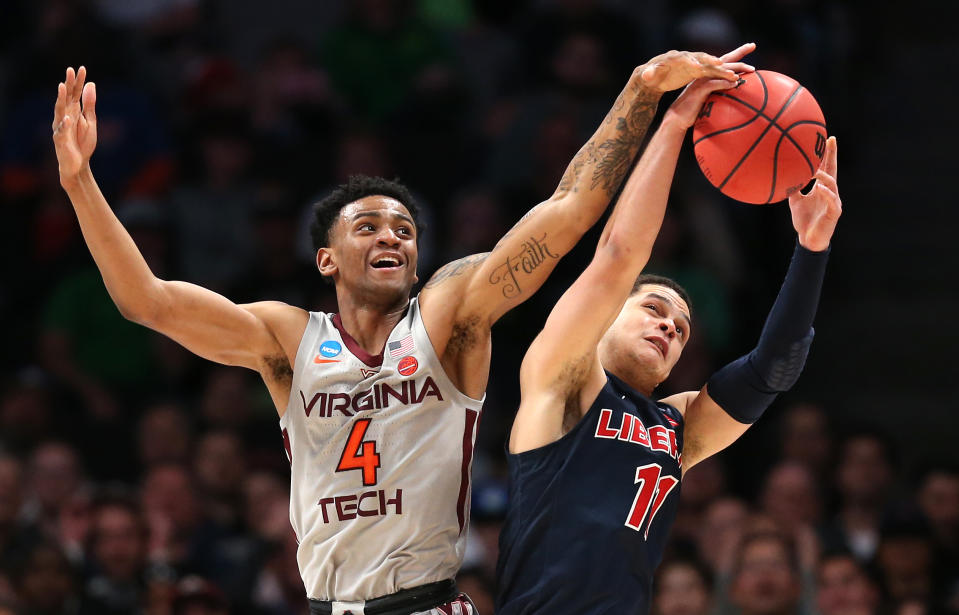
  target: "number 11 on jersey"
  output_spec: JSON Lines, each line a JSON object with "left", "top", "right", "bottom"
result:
{"left": 626, "top": 463, "right": 678, "bottom": 539}
{"left": 336, "top": 418, "right": 381, "bottom": 486}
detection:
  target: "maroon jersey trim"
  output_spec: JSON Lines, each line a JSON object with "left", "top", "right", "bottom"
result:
{"left": 331, "top": 313, "right": 385, "bottom": 368}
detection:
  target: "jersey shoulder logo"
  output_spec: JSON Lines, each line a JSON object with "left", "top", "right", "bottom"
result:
{"left": 314, "top": 340, "right": 343, "bottom": 364}
{"left": 388, "top": 334, "right": 415, "bottom": 358}
{"left": 397, "top": 355, "right": 418, "bottom": 376}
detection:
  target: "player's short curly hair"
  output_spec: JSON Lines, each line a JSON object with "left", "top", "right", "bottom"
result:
{"left": 309, "top": 175, "right": 425, "bottom": 251}
{"left": 630, "top": 274, "right": 693, "bottom": 313}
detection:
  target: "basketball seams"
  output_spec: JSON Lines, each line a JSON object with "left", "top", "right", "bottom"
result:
{"left": 718, "top": 84, "right": 805, "bottom": 199}
{"left": 692, "top": 72, "right": 769, "bottom": 146}
{"left": 774, "top": 119, "right": 829, "bottom": 188}
{"left": 693, "top": 70, "right": 826, "bottom": 204}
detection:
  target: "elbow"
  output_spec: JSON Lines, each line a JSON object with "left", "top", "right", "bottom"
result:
{"left": 115, "top": 301, "right": 152, "bottom": 326}
{"left": 547, "top": 194, "right": 599, "bottom": 236}
{"left": 113, "top": 281, "right": 165, "bottom": 327}
{"left": 598, "top": 233, "right": 652, "bottom": 265}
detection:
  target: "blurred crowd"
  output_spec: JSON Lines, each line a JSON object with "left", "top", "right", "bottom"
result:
{"left": 4, "top": 1, "right": 949, "bottom": 614}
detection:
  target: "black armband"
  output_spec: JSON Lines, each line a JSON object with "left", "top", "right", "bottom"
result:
{"left": 707, "top": 242, "right": 829, "bottom": 424}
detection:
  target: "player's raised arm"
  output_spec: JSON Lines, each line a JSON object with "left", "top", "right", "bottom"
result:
{"left": 509, "top": 77, "right": 741, "bottom": 454}
{"left": 667, "top": 136, "right": 842, "bottom": 473}
{"left": 52, "top": 67, "right": 303, "bottom": 403}
{"left": 420, "top": 45, "right": 755, "bottom": 326}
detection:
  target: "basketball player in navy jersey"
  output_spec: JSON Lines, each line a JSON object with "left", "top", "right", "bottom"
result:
{"left": 51, "top": 45, "right": 753, "bottom": 614}
{"left": 495, "top": 81, "right": 842, "bottom": 613}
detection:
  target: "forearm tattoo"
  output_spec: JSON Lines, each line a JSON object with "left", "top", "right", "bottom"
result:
{"left": 558, "top": 81, "right": 660, "bottom": 198}
{"left": 424, "top": 253, "right": 490, "bottom": 288}
{"left": 488, "top": 234, "right": 558, "bottom": 298}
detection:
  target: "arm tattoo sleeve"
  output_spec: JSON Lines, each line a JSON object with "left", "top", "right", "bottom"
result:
{"left": 557, "top": 81, "right": 660, "bottom": 199}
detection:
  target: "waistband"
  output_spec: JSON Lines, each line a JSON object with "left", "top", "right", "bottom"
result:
{"left": 308, "top": 579, "right": 457, "bottom": 615}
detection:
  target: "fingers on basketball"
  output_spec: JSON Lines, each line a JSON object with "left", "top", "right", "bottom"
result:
{"left": 823, "top": 136, "right": 838, "bottom": 178}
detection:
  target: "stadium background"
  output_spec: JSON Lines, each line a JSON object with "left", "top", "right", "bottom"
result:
{"left": 1, "top": 1, "right": 956, "bottom": 614}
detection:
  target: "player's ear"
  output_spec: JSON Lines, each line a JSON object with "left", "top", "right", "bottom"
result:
{"left": 317, "top": 248, "right": 337, "bottom": 278}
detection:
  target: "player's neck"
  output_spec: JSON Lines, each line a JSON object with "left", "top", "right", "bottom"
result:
{"left": 335, "top": 294, "right": 409, "bottom": 355}
{"left": 605, "top": 363, "right": 656, "bottom": 397}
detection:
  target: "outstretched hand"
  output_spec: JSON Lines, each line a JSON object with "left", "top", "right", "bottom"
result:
{"left": 789, "top": 136, "right": 841, "bottom": 252}
{"left": 639, "top": 43, "right": 755, "bottom": 94}
{"left": 665, "top": 43, "right": 757, "bottom": 129}
{"left": 52, "top": 66, "right": 98, "bottom": 184}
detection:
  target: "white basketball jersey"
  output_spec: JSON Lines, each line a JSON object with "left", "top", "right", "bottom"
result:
{"left": 279, "top": 297, "right": 484, "bottom": 601}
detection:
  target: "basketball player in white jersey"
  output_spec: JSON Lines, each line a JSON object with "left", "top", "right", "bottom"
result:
{"left": 51, "top": 45, "right": 753, "bottom": 614}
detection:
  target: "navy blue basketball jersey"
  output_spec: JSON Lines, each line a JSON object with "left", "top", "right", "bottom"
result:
{"left": 496, "top": 371, "right": 684, "bottom": 615}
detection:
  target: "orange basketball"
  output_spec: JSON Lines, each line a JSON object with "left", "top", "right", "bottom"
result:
{"left": 692, "top": 70, "right": 827, "bottom": 204}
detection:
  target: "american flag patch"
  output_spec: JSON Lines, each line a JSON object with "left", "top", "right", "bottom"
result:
{"left": 388, "top": 334, "right": 415, "bottom": 358}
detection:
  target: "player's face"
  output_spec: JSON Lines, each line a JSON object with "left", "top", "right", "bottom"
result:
{"left": 319, "top": 196, "right": 419, "bottom": 304}
{"left": 602, "top": 285, "right": 691, "bottom": 384}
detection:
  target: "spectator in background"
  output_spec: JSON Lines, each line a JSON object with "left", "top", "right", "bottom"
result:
{"left": 822, "top": 430, "right": 897, "bottom": 562}
{"left": 196, "top": 368, "right": 258, "bottom": 434}
{"left": 192, "top": 430, "right": 246, "bottom": 531}
{"left": 139, "top": 464, "right": 202, "bottom": 578}
{"left": 778, "top": 402, "right": 834, "bottom": 482}
{"left": 653, "top": 557, "right": 714, "bottom": 615}
{"left": 463, "top": 478, "right": 508, "bottom": 581}
{"left": 759, "top": 462, "right": 823, "bottom": 578}
{"left": 815, "top": 550, "right": 880, "bottom": 615}
{"left": 23, "top": 442, "right": 86, "bottom": 544}
{"left": 697, "top": 497, "right": 750, "bottom": 576}
{"left": 320, "top": 0, "right": 457, "bottom": 123}
{"left": 917, "top": 465, "right": 959, "bottom": 555}
{"left": 486, "top": 28, "right": 618, "bottom": 201}
{"left": 136, "top": 402, "right": 194, "bottom": 473}
{"left": 673, "top": 456, "right": 728, "bottom": 546}
{"left": 516, "top": 0, "right": 640, "bottom": 85}
{"left": 875, "top": 509, "right": 934, "bottom": 608}
{"left": 171, "top": 575, "right": 229, "bottom": 615}
{"left": 0, "top": 453, "right": 43, "bottom": 585}
{"left": 439, "top": 186, "right": 509, "bottom": 263}
{"left": 79, "top": 494, "right": 148, "bottom": 615}
{"left": 232, "top": 199, "right": 320, "bottom": 309}
{"left": 727, "top": 531, "right": 805, "bottom": 615}
{"left": 916, "top": 465, "right": 959, "bottom": 608}
{"left": 169, "top": 113, "right": 257, "bottom": 293}
{"left": 38, "top": 200, "right": 172, "bottom": 421}
{"left": 760, "top": 462, "right": 822, "bottom": 534}
{"left": 249, "top": 530, "right": 306, "bottom": 615}
{"left": 9, "top": 540, "right": 77, "bottom": 615}
{"left": 0, "top": 372, "right": 54, "bottom": 456}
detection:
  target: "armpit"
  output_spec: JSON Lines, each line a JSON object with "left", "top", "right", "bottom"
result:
{"left": 447, "top": 315, "right": 482, "bottom": 355}
{"left": 263, "top": 354, "right": 293, "bottom": 385}
{"left": 557, "top": 355, "right": 591, "bottom": 431}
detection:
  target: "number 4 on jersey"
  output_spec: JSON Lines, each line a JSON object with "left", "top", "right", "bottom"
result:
{"left": 625, "top": 463, "right": 678, "bottom": 539}
{"left": 336, "top": 418, "right": 381, "bottom": 486}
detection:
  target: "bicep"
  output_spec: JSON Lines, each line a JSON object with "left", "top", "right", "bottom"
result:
{"left": 142, "top": 280, "right": 286, "bottom": 370}
{"left": 521, "top": 249, "right": 634, "bottom": 393}
{"left": 433, "top": 197, "right": 592, "bottom": 325}
{"left": 669, "top": 386, "right": 751, "bottom": 473}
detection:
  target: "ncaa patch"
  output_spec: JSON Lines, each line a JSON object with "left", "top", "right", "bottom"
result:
{"left": 397, "top": 355, "right": 418, "bottom": 376}
{"left": 319, "top": 340, "right": 342, "bottom": 358}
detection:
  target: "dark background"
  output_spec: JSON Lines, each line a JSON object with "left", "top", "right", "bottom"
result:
{"left": 1, "top": 1, "right": 957, "bottom": 614}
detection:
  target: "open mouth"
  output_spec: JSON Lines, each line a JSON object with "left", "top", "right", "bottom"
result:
{"left": 370, "top": 256, "right": 402, "bottom": 270}
{"left": 645, "top": 337, "right": 667, "bottom": 358}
